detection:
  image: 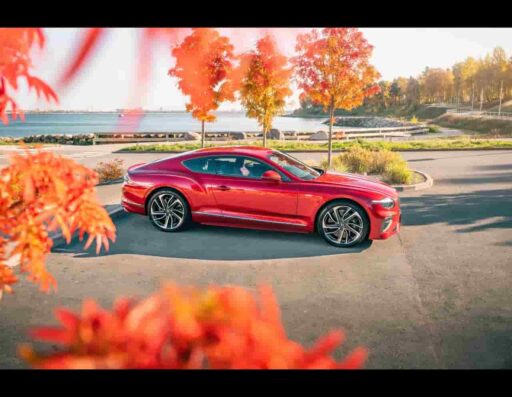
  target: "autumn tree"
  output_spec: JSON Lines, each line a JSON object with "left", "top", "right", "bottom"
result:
{"left": 378, "top": 81, "right": 391, "bottom": 108}
{"left": 169, "top": 28, "right": 235, "bottom": 148}
{"left": 0, "top": 28, "right": 58, "bottom": 124}
{"left": 420, "top": 67, "right": 454, "bottom": 104}
{"left": 293, "top": 28, "right": 380, "bottom": 167}
{"left": 1, "top": 29, "right": 115, "bottom": 297}
{"left": 389, "top": 80, "right": 401, "bottom": 106}
{"left": 405, "top": 77, "right": 421, "bottom": 105}
{"left": 239, "top": 35, "right": 292, "bottom": 147}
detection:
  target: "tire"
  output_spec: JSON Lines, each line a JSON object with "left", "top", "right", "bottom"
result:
{"left": 316, "top": 200, "right": 369, "bottom": 248}
{"left": 148, "top": 189, "right": 190, "bottom": 232}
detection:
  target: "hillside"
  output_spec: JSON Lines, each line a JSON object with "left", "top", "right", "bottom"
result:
{"left": 288, "top": 104, "right": 449, "bottom": 121}
{"left": 487, "top": 99, "right": 512, "bottom": 113}
{"left": 434, "top": 113, "right": 512, "bottom": 136}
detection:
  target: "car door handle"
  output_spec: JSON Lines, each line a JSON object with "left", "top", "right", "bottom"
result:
{"left": 216, "top": 185, "right": 231, "bottom": 191}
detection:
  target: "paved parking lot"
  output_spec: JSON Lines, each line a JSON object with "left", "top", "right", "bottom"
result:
{"left": 1, "top": 149, "right": 511, "bottom": 368}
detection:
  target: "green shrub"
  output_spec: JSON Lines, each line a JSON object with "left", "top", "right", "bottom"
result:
{"left": 383, "top": 161, "right": 412, "bottom": 184}
{"left": 319, "top": 155, "right": 347, "bottom": 172}
{"left": 369, "top": 149, "right": 402, "bottom": 174}
{"left": 320, "top": 145, "right": 413, "bottom": 184}
{"left": 340, "top": 146, "right": 373, "bottom": 173}
{"left": 428, "top": 125, "right": 440, "bottom": 133}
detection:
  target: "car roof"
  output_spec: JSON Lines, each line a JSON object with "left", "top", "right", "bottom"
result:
{"left": 188, "top": 146, "right": 275, "bottom": 158}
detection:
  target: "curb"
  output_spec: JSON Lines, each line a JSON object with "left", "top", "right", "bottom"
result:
{"left": 393, "top": 170, "right": 433, "bottom": 192}
{"left": 51, "top": 204, "right": 126, "bottom": 249}
{"left": 116, "top": 147, "right": 512, "bottom": 154}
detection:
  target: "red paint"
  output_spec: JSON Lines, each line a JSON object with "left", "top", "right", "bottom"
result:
{"left": 121, "top": 147, "right": 401, "bottom": 240}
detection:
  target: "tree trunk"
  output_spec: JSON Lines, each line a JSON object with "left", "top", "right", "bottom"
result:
{"left": 328, "top": 98, "right": 334, "bottom": 169}
{"left": 201, "top": 120, "right": 205, "bottom": 148}
{"left": 262, "top": 127, "right": 267, "bottom": 148}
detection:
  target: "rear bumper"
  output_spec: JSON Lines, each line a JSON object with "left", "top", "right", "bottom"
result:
{"left": 121, "top": 198, "right": 145, "bottom": 215}
{"left": 121, "top": 184, "right": 146, "bottom": 215}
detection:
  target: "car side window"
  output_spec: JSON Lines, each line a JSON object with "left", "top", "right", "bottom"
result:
{"left": 182, "top": 157, "right": 217, "bottom": 174}
{"left": 242, "top": 158, "right": 273, "bottom": 178}
{"left": 211, "top": 156, "right": 289, "bottom": 180}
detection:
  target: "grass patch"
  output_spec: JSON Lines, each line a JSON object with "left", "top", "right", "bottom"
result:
{"left": 0, "top": 139, "right": 49, "bottom": 148}
{"left": 121, "top": 137, "right": 512, "bottom": 153}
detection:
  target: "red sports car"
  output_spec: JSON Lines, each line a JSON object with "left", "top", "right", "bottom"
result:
{"left": 121, "top": 146, "right": 401, "bottom": 247}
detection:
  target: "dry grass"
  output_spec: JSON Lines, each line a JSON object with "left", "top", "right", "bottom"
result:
{"left": 435, "top": 114, "right": 512, "bottom": 137}
{"left": 94, "top": 159, "right": 125, "bottom": 183}
{"left": 382, "top": 161, "right": 413, "bottom": 185}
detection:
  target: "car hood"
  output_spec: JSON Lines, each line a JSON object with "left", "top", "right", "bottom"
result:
{"left": 314, "top": 171, "right": 398, "bottom": 198}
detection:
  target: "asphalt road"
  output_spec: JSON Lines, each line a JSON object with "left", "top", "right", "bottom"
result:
{"left": 1, "top": 149, "right": 511, "bottom": 369}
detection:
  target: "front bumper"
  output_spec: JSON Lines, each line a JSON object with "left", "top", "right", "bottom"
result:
{"left": 368, "top": 204, "right": 401, "bottom": 240}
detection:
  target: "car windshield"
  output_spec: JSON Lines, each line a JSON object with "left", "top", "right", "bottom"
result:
{"left": 267, "top": 151, "right": 321, "bottom": 181}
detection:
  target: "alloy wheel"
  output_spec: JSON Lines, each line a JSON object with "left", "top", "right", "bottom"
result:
{"left": 321, "top": 205, "right": 364, "bottom": 246}
{"left": 150, "top": 192, "right": 186, "bottom": 231}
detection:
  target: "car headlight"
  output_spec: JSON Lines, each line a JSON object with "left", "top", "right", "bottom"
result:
{"left": 123, "top": 174, "right": 131, "bottom": 183}
{"left": 372, "top": 197, "right": 395, "bottom": 209}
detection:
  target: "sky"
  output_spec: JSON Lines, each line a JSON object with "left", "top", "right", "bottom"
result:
{"left": 13, "top": 28, "right": 512, "bottom": 111}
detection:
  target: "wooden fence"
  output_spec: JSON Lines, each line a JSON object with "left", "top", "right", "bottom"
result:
{"left": 92, "top": 124, "right": 429, "bottom": 145}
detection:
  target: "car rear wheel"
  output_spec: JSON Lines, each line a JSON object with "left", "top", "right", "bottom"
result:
{"left": 148, "top": 190, "right": 189, "bottom": 232}
{"left": 317, "top": 200, "right": 369, "bottom": 247}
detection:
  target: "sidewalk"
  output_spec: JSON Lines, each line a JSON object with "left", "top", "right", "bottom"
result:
{"left": 96, "top": 182, "right": 123, "bottom": 205}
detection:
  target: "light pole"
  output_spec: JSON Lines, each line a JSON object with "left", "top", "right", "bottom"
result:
{"left": 471, "top": 83, "right": 475, "bottom": 111}
{"left": 498, "top": 80, "right": 504, "bottom": 118}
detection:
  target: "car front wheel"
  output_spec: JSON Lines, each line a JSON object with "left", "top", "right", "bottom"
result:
{"left": 317, "top": 200, "right": 369, "bottom": 247}
{"left": 148, "top": 190, "right": 189, "bottom": 232}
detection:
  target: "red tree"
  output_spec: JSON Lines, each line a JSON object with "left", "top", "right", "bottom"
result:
{"left": 169, "top": 28, "right": 236, "bottom": 147}
{"left": 0, "top": 28, "right": 58, "bottom": 124}
{"left": 239, "top": 35, "right": 293, "bottom": 147}
{"left": 0, "top": 149, "right": 116, "bottom": 297}
{"left": 293, "top": 28, "right": 380, "bottom": 167}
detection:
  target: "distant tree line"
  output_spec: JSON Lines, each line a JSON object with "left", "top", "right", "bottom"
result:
{"left": 299, "top": 46, "right": 512, "bottom": 113}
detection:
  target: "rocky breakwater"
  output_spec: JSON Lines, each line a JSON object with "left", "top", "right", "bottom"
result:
{"left": 327, "top": 116, "right": 414, "bottom": 129}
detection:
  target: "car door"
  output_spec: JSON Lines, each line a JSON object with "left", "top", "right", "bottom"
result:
{"left": 180, "top": 155, "right": 223, "bottom": 215}
{"left": 205, "top": 155, "right": 304, "bottom": 227}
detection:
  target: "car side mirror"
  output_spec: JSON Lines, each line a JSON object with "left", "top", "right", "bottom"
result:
{"left": 261, "top": 170, "right": 282, "bottom": 183}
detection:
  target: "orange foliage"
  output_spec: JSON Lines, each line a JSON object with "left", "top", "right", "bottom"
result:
{"left": 0, "top": 148, "right": 116, "bottom": 296}
{"left": 20, "top": 283, "right": 367, "bottom": 369}
{"left": 293, "top": 28, "right": 380, "bottom": 113}
{"left": 239, "top": 35, "right": 293, "bottom": 146}
{"left": 293, "top": 28, "right": 380, "bottom": 166}
{"left": 0, "top": 28, "right": 58, "bottom": 124}
{"left": 169, "top": 28, "right": 236, "bottom": 145}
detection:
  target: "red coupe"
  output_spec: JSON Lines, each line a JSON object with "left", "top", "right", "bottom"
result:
{"left": 121, "top": 146, "right": 401, "bottom": 247}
